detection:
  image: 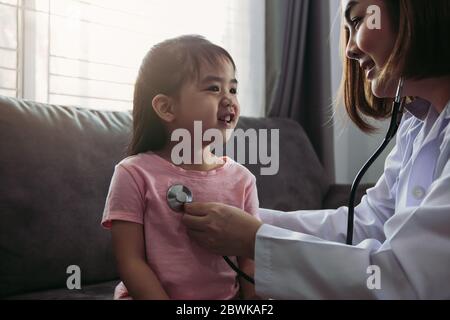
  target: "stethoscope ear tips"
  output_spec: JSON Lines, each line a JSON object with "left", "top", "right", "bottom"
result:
{"left": 167, "top": 184, "right": 193, "bottom": 212}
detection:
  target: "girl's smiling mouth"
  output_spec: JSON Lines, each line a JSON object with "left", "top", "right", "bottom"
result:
{"left": 218, "top": 111, "right": 236, "bottom": 126}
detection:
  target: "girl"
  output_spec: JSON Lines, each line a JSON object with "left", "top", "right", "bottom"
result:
{"left": 182, "top": 0, "right": 450, "bottom": 299}
{"left": 102, "top": 35, "right": 259, "bottom": 300}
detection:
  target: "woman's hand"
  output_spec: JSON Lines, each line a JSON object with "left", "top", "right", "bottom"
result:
{"left": 182, "top": 202, "right": 263, "bottom": 259}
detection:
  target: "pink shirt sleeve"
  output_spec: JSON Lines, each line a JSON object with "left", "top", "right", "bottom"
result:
{"left": 244, "top": 176, "right": 260, "bottom": 220}
{"left": 101, "top": 164, "right": 145, "bottom": 228}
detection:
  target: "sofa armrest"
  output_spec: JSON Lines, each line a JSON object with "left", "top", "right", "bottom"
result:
{"left": 322, "top": 183, "right": 374, "bottom": 209}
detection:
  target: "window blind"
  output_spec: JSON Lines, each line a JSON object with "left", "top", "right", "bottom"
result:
{"left": 0, "top": 0, "right": 265, "bottom": 116}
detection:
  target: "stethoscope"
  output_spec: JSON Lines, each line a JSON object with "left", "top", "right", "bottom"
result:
{"left": 167, "top": 184, "right": 255, "bottom": 284}
{"left": 166, "top": 77, "right": 405, "bottom": 284}
{"left": 346, "top": 77, "right": 405, "bottom": 244}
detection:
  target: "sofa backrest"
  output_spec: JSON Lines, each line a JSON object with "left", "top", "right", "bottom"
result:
{"left": 233, "top": 117, "right": 330, "bottom": 211}
{"left": 0, "top": 96, "right": 329, "bottom": 297}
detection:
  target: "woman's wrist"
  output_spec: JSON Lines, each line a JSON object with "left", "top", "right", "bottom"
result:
{"left": 247, "top": 219, "right": 263, "bottom": 259}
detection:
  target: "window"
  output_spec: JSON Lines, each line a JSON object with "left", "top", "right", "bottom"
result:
{"left": 0, "top": 0, "right": 265, "bottom": 116}
{"left": 0, "top": 0, "right": 19, "bottom": 98}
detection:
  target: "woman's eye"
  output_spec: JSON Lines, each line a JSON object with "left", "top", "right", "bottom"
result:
{"left": 207, "top": 85, "right": 220, "bottom": 92}
{"left": 230, "top": 88, "right": 237, "bottom": 94}
{"left": 351, "top": 16, "right": 362, "bottom": 29}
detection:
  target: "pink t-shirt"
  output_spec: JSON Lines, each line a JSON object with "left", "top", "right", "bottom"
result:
{"left": 101, "top": 151, "right": 259, "bottom": 300}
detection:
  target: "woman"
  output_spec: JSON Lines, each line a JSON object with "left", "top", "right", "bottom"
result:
{"left": 181, "top": 0, "right": 450, "bottom": 299}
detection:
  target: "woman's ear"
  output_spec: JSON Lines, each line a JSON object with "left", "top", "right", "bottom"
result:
{"left": 152, "top": 94, "right": 176, "bottom": 122}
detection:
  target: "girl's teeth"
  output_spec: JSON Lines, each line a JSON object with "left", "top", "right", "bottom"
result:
{"left": 225, "top": 115, "right": 231, "bottom": 122}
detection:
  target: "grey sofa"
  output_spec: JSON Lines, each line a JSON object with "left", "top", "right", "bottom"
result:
{"left": 0, "top": 96, "right": 368, "bottom": 299}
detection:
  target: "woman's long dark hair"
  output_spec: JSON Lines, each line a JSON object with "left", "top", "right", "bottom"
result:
{"left": 128, "top": 35, "right": 236, "bottom": 156}
{"left": 339, "top": 0, "right": 450, "bottom": 132}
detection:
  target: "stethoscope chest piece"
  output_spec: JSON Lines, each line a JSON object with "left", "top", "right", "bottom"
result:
{"left": 167, "top": 184, "right": 193, "bottom": 212}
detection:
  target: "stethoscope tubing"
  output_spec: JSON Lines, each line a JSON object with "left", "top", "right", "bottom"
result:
{"left": 346, "top": 78, "right": 405, "bottom": 245}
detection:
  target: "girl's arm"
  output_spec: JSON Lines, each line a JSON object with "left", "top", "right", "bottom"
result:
{"left": 111, "top": 220, "right": 169, "bottom": 299}
{"left": 237, "top": 257, "right": 260, "bottom": 300}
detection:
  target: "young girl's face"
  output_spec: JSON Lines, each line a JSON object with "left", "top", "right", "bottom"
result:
{"left": 343, "top": 0, "right": 398, "bottom": 97}
{"left": 171, "top": 58, "right": 240, "bottom": 143}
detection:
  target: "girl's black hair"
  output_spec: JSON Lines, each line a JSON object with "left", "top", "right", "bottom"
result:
{"left": 128, "top": 35, "right": 236, "bottom": 156}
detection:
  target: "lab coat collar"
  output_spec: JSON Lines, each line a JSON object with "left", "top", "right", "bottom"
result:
{"left": 407, "top": 97, "right": 450, "bottom": 155}
{"left": 404, "top": 98, "right": 450, "bottom": 121}
{"left": 404, "top": 98, "right": 431, "bottom": 121}
{"left": 443, "top": 99, "right": 450, "bottom": 120}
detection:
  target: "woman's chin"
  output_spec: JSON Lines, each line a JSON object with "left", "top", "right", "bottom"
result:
{"left": 371, "top": 86, "right": 385, "bottom": 98}
{"left": 371, "top": 80, "right": 397, "bottom": 99}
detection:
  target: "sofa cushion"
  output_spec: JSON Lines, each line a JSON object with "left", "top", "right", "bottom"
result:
{"left": 0, "top": 97, "right": 131, "bottom": 298}
{"left": 0, "top": 96, "right": 329, "bottom": 298}
{"left": 4, "top": 280, "right": 118, "bottom": 300}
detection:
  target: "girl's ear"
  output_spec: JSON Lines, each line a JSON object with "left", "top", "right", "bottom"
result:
{"left": 151, "top": 94, "right": 176, "bottom": 122}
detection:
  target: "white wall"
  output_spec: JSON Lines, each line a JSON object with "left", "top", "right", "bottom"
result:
{"left": 329, "top": 0, "right": 393, "bottom": 184}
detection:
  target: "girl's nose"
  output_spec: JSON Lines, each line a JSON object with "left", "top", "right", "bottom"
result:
{"left": 221, "top": 96, "right": 233, "bottom": 108}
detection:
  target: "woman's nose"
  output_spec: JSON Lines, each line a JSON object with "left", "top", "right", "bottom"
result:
{"left": 346, "top": 36, "right": 362, "bottom": 60}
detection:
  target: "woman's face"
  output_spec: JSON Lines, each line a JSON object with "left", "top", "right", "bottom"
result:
{"left": 343, "top": 0, "right": 398, "bottom": 97}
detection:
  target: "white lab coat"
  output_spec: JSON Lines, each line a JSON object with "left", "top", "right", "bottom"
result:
{"left": 254, "top": 98, "right": 450, "bottom": 299}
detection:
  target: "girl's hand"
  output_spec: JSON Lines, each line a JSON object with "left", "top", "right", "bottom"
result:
{"left": 182, "top": 202, "right": 262, "bottom": 259}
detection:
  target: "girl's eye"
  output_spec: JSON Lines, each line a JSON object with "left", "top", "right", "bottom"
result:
{"left": 207, "top": 85, "right": 220, "bottom": 92}
{"left": 230, "top": 88, "right": 237, "bottom": 94}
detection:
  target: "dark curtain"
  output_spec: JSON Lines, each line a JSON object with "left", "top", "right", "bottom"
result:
{"left": 266, "top": 0, "right": 335, "bottom": 181}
